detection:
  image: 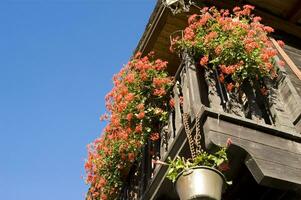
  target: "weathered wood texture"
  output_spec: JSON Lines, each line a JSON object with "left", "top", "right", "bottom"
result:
{"left": 283, "top": 45, "right": 301, "bottom": 94}
{"left": 203, "top": 116, "right": 301, "bottom": 191}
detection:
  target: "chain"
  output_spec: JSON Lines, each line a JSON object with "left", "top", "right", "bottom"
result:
{"left": 183, "top": 113, "right": 196, "bottom": 159}
{"left": 183, "top": 113, "right": 202, "bottom": 159}
{"left": 194, "top": 114, "right": 202, "bottom": 154}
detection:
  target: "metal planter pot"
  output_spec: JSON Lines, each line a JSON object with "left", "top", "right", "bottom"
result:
{"left": 175, "top": 166, "right": 226, "bottom": 200}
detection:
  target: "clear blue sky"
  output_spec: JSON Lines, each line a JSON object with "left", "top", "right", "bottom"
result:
{"left": 0, "top": 1, "right": 156, "bottom": 199}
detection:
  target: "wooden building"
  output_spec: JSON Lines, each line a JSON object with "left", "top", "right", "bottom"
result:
{"left": 120, "top": 0, "right": 301, "bottom": 199}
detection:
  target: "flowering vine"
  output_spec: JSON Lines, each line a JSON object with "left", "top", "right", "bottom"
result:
{"left": 85, "top": 52, "right": 173, "bottom": 200}
{"left": 171, "top": 5, "right": 285, "bottom": 94}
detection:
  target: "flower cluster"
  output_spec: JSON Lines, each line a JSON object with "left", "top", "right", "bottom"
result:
{"left": 171, "top": 5, "right": 285, "bottom": 93}
{"left": 85, "top": 52, "right": 173, "bottom": 200}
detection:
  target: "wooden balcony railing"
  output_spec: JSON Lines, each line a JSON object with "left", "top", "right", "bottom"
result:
{"left": 119, "top": 45, "right": 301, "bottom": 200}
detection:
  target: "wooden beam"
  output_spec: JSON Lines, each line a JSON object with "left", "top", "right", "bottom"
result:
{"left": 286, "top": 0, "right": 301, "bottom": 23}
{"left": 271, "top": 38, "right": 301, "bottom": 80}
{"left": 203, "top": 116, "right": 301, "bottom": 191}
{"left": 289, "top": 9, "right": 301, "bottom": 23}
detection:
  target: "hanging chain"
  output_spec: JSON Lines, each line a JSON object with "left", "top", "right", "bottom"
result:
{"left": 194, "top": 114, "right": 202, "bottom": 154}
{"left": 183, "top": 113, "right": 196, "bottom": 159}
{"left": 183, "top": 113, "right": 202, "bottom": 159}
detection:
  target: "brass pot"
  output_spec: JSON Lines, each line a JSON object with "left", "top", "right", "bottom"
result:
{"left": 175, "top": 166, "right": 226, "bottom": 200}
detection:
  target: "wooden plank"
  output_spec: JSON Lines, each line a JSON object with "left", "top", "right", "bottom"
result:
{"left": 173, "top": 83, "right": 183, "bottom": 134}
{"left": 278, "top": 78, "right": 301, "bottom": 125}
{"left": 203, "top": 117, "right": 301, "bottom": 155}
{"left": 245, "top": 157, "right": 301, "bottom": 190}
{"left": 185, "top": 53, "right": 203, "bottom": 116}
{"left": 248, "top": 0, "right": 297, "bottom": 17}
{"left": 181, "top": 69, "right": 191, "bottom": 114}
{"left": 203, "top": 117, "right": 301, "bottom": 190}
{"left": 207, "top": 130, "right": 301, "bottom": 170}
{"left": 286, "top": 0, "right": 301, "bottom": 23}
{"left": 271, "top": 38, "right": 301, "bottom": 80}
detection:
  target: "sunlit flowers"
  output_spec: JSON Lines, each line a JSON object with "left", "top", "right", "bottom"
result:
{"left": 171, "top": 5, "right": 285, "bottom": 93}
{"left": 85, "top": 52, "right": 173, "bottom": 200}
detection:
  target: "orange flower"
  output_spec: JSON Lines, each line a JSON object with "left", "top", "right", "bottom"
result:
{"left": 126, "top": 113, "right": 133, "bottom": 121}
{"left": 125, "top": 93, "right": 135, "bottom": 101}
{"left": 226, "top": 83, "right": 234, "bottom": 92}
{"left": 101, "top": 194, "right": 107, "bottom": 200}
{"left": 277, "top": 40, "right": 285, "bottom": 48}
{"left": 153, "top": 88, "right": 166, "bottom": 96}
{"left": 219, "top": 75, "right": 225, "bottom": 84}
{"left": 128, "top": 153, "right": 135, "bottom": 162}
{"left": 218, "top": 162, "right": 230, "bottom": 172}
{"left": 125, "top": 73, "right": 135, "bottom": 83}
{"left": 136, "top": 103, "right": 144, "bottom": 111}
{"left": 137, "top": 111, "right": 145, "bottom": 119}
{"left": 135, "top": 124, "right": 142, "bottom": 133}
{"left": 199, "top": 55, "right": 209, "bottom": 66}
{"left": 169, "top": 98, "right": 175, "bottom": 108}
{"left": 278, "top": 60, "right": 285, "bottom": 67}
{"left": 150, "top": 132, "right": 160, "bottom": 141}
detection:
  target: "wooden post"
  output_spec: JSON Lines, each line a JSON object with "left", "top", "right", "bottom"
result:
{"left": 182, "top": 52, "right": 203, "bottom": 117}
{"left": 173, "top": 82, "right": 183, "bottom": 134}
{"left": 204, "top": 69, "right": 224, "bottom": 112}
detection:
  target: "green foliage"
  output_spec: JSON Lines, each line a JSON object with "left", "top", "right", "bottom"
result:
{"left": 166, "top": 148, "right": 228, "bottom": 182}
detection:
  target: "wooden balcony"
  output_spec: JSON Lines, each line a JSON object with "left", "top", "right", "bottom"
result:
{"left": 118, "top": 0, "right": 301, "bottom": 199}
{"left": 119, "top": 47, "right": 301, "bottom": 199}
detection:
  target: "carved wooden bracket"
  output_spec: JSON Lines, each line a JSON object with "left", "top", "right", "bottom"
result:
{"left": 203, "top": 115, "right": 301, "bottom": 191}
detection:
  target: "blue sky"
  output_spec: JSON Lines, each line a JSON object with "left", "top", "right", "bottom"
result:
{"left": 0, "top": 1, "right": 155, "bottom": 199}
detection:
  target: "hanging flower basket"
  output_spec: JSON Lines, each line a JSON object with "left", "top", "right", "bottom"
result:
{"left": 175, "top": 166, "right": 226, "bottom": 200}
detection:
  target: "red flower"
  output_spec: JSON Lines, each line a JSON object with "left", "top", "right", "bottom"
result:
{"left": 169, "top": 98, "right": 175, "bottom": 108}
{"left": 121, "top": 153, "right": 126, "bottom": 161}
{"left": 134, "top": 52, "right": 142, "bottom": 59}
{"left": 278, "top": 60, "right": 285, "bottom": 67}
{"left": 184, "top": 27, "right": 195, "bottom": 41}
{"left": 135, "top": 124, "right": 142, "bottom": 133}
{"left": 126, "top": 113, "right": 133, "bottom": 121}
{"left": 218, "top": 162, "right": 230, "bottom": 172}
{"left": 125, "top": 73, "right": 135, "bottom": 83}
{"left": 188, "top": 14, "right": 198, "bottom": 25}
{"left": 99, "top": 113, "right": 108, "bottom": 121}
{"left": 199, "top": 55, "right": 209, "bottom": 66}
{"left": 204, "top": 31, "right": 218, "bottom": 43}
{"left": 233, "top": 6, "right": 241, "bottom": 12}
{"left": 99, "top": 177, "right": 107, "bottom": 187}
{"left": 226, "top": 83, "right": 234, "bottom": 92}
{"left": 243, "top": 4, "right": 255, "bottom": 10}
{"left": 226, "top": 138, "right": 232, "bottom": 147}
{"left": 150, "top": 132, "right": 160, "bottom": 141}
{"left": 277, "top": 40, "right": 285, "bottom": 48}
{"left": 253, "top": 16, "right": 262, "bottom": 22}
{"left": 101, "top": 194, "right": 107, "bottom": 200}
{"left": 214, "top": 46, "right": 222, "bottom": 55}
{"left": 263, "top": 26, "right": 274, "bottom": 33}
{"left": 136, "top": 103, "right": 144, "bottom": 111}
{"left": 137, "top": 111, "right": 145, "bottom": 119}
{"left": 153, "top": 88, "right": 166, "bottom": 96}
{"left": 125, "top": 93, "right": 135, "bottom": 101}
{"left": 219, "top": 74, "right": 225, "bottom": 83}
{"left": 128, "top": 153, "right": 135, "bottom": 162}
